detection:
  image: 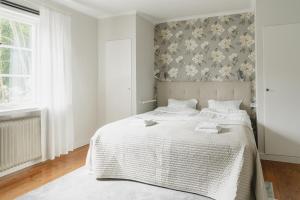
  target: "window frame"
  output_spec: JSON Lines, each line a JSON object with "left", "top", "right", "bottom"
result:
{"left": 0, "top": 7, "right": 39, "bottom": 109}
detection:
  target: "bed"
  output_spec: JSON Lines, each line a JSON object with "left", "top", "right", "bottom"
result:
{"left": 86, "top": 81, "right": 267, "bottom": 200}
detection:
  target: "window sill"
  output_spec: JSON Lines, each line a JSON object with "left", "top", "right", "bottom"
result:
{"left": 0, "top": 106, "right": 43, "bottom": 119}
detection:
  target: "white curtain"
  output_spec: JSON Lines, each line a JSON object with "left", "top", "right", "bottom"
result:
{"left": 37, "top": 7, "right": 74, "bottom": 160}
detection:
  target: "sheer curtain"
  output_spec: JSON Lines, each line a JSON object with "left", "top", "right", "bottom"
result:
{"left": 9, "top": 21, "right": 31, "bottom": 104}
{"left": 37, "top": 7, "right": 74, "bottom": 160}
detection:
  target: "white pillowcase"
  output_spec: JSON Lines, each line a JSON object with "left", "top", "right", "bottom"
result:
{"left": 208, "top": 100, "right": 242, "bottom": 112}
{"left": 155, "top": 106, "right": 199, "bottom": 115}
{"left": 168, "top": 98, "right": 198, "bottom": 109}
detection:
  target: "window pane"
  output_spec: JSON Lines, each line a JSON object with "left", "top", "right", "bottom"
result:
{"left": 0, "top": 77, "right": 32, "bottom": 104}
{"left": 0, "top": 47, "right": 31, "bottom": 74}
{"left": 0, "top": 17, "right": 32, "bottom": 48}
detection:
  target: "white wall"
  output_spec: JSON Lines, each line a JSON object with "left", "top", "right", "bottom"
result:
{"left": 70, "top": 11, "right": 98, "bottom": 148}
{"left": 256, "top": 0, "right": 300, "bottom": 153}
{"left": 136, "top": 15, "right": 155, "bottom": 114}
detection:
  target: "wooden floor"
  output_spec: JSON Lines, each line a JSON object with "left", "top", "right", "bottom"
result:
{"left": 261, "top": 160, "right": 300, "bottom": 200}
{"left": 0, "top": 146, "right": 299, "bottom": 200}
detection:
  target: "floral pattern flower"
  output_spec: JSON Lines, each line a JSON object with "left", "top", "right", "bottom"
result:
{"left": 168, "top": 68, "right": 178, "bottom": 78}
{"left": 168, "top": 22, "right": 178, "bottom": 29}
{"left": 168, "top": 43, "right": 178, "bottom": 53}
{"left": 185, "top": 39, "right": 198, "bottom": 51}
{"left": 219, "top": 65, "right": 232, "bottom": 77}
{"left": 248, "top": 23, "right": 255, "bottom": 33}
{"left": 192, "top": 53, "right": 204, "bottom": 64}
{"left": 192, "top": 28, "right": 204, "bottom": 39}
{"left": 160, "top": 53, "right": 173, "bottom": 65}
{"left": 219, "top": 16, "right": 230, "bottom": 23}
{"left": 175, "top": 56, "right": 183, "bottom": 63}
{"left": 211, "top": 23, "right": 225, "bottom": 35}
{"left": 218, "top": 38, "right": 231, "bottom": 49}
{"left": 229, "top": 53, "right": 238, "bottom": 61}
{"left": 228, "top": 25, "right": 237, "bottom": 34}
{"left": 211, "top": 50, "right": 225, "bottom": 63}
{"left": 241, "top": 62, "right": 254, "bottom": 76}
{"left": 175, "top": 30, "right": 183, "bottom": 38}
{"left": 240, "top": 34, "right": 254, "bottom": 47}
{"left": 154, "top": 45, "right": 160, "bottom": 51}
{"left": 248, "top": 51, "right": 255, "bottom": 62}
{"left": 185, "top": 65, "right": 198, "bottom": 77}
{"left": 161, "top": 29, "right": 173, "bottom": 40}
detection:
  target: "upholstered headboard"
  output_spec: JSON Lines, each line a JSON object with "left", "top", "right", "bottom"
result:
{"left": 156, "top": 81, "right": 251, "bottom": 113}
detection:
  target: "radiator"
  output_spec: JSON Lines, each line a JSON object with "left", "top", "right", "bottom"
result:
{"left": 0, "top": 116, "right": 42, "bottom": 172}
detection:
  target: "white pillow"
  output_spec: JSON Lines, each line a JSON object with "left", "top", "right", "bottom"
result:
{"left": 168, "top": 98, "right": 198, "bottom": 109}
{"left": 208, "top": 100, "right": 242, "bottom": 112}
{"left": 155, "top": 106, "right": 199, "bottom": 115}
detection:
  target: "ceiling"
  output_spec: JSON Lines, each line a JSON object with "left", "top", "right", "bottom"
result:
{"left": 52, "top": 0, "right": 254, "bottom": 23}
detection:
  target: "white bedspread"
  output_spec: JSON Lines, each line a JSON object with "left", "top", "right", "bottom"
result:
{"left": 86, "top": 109, "right": 267, "bottom": 200}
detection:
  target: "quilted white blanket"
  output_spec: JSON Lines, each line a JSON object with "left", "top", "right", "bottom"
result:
{"left": 86, "top": 109, "right": 267, "bottom": 200}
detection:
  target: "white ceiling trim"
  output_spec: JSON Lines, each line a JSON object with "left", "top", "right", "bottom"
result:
{"left": 155, "top": 8, "right": 254, "bottom": 24}
{"left": 49, "top": 0, "right": 105, "bottom": 18}
{"left": 98, "top": 11, "right": 158, "bottom": 25}
{"left": 96, "top": 8, "right": 254, "bottom": 25}
{"left": 98, "top": 10, "right": 137, "bottom": 19}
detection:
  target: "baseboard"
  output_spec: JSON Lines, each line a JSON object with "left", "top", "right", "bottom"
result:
{"left": 0, "top": 158, "right": 42, "bottom": 178}
{"left": 260, "top": 153, "right": 300, "bottom": 164}
{"left": 74, "top": 140, "right": 90, "bottom": 149}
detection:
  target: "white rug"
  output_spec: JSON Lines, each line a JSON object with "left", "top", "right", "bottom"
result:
{"left": 18, "top": 167, "right": 275, "bottom": 200}
{"left": 18, "top": 167, "right": 211, "bottom": 200}
{"left": 265, "top": 182, "right": 276, "bottom": 200}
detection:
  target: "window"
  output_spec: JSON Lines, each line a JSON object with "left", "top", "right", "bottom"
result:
{"left": 0, "top": 10, "right": 37, "bottom": 107}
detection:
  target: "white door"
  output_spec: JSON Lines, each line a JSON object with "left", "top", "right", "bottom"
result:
{"left": 105, "top": 39, "right": 132, "bottom": 123}
{"left": 263, "top": 23, "right": 300, "bottom": 157}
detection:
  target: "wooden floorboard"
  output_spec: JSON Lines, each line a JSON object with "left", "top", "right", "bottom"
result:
{"left": 0, "top": 145, "right": 300, "bottom": 200}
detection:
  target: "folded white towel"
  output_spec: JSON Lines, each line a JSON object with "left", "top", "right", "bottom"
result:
{"left": 144, "top": 120, "right": 157, "bottom": 127}
{"left": 195, "top": 121, "right": 221, "bottom": 134}
{"left": 195, "top": 121, "right": 220, "bottom": 129}
{"left": 194, "top": 128, "right": 220, "bottom": 134}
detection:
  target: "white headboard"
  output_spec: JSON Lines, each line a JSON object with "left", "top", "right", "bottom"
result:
{"left": 157, "top": 81, "right": 252, "bottom": 113}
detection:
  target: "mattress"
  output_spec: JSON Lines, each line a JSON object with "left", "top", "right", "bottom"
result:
{"left": 86, "top": 109, "right": 267, "bottom": 200}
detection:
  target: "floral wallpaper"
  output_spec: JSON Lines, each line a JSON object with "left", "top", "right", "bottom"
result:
{"left": 154, "top": 12, "right": 255, "bottom": 103}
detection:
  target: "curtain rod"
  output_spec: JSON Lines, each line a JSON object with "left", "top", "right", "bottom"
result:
{"left": 0, "top": 0, "right": 40, "bottom": 15}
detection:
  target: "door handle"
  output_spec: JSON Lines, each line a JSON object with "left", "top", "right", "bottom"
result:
{"left": 266, "top": 88, "right": 270, "bottom": 92}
